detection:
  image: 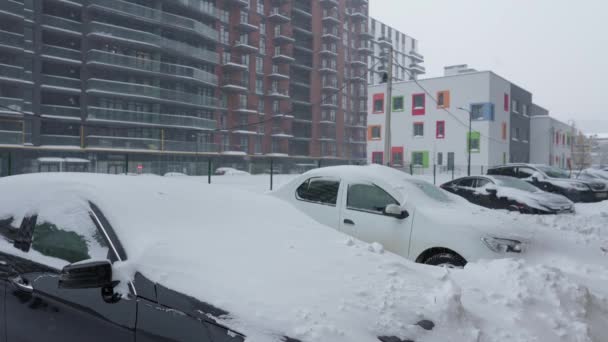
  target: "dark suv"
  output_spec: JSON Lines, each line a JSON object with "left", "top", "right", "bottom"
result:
{"left": 487, "top": 164, "right": 608, "bottom": 202}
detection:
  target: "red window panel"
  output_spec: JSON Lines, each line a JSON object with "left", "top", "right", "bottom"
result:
{"left": 412, "top": 93, "right": 425, "bottom": 115}
{"left": 391, "top": 146, "right": 404, "bottom": 166}
{"left": 436, "top": 121, "right": 445, "bottom": 139}
{"left": 372, "top": 93, "right": 385, "bottom": 114}
{"left": 371, "top": 151, "right": 384, "bottom": 165}
{"left": 504, "top": 94, "right": 509, "bottom": 112}
{"left": 501, "top": 122, "right": 507, "bottom": 140}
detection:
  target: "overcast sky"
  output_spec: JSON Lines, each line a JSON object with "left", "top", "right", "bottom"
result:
{"left": 370, "top": 0, "right": 608, "bottom": 134}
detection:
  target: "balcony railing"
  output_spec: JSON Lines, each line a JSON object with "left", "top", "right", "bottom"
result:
{"left": 267, "top": 88, "right": 290, "bottom": 98}
{"left": 41, "top": 14, "right": 82, "bottom": 33}
{"left": 40, "top": 105, "right": 82, "bottom": 118}
{"left": 87, "top": 79, "right": 219, "bottom": 108}
{"left": 161, "top": 38, "right": 219, "bottom": 64}
{"left": 174, "top": 0, "right": 217, "bottom": 18}
{"left": 86, "top": 135, "right": 161, "bottom": 151}
{"left": 87, "top": 50, "right": 218, "bottom": 85}
{"left": 39, "top": 135, "right": 81, "bottom": 147}
{"left": 269, "top": 8, "right": 290, "bottom": 23}
{"left": 0, "top": 30, "right": 23, "bottom": 49}
{"left": 0, "top": 130, "right": 22, "bottom": 145}
{"left": 87, "top": 107, "right": 216, "bottom": 130}
{"left": 41, "top": 75, "right": 81, "bottom": 90}
{"left": 163, "top": 140, "right": 218, "bottom": 153}
{"left": 0, "top": 97, "right": 23, "bottom": 114}
{"left": 89, "top": 21, "right": 159, "bottom": 46}
{"left": 0, "top": 0, "right": 23, "bottom": 18}
{"left": 0, "top": 63, "right": 24, "bottom": 80}
{"left": 41, "top": 45, "right": 81, "bottom": 61}
{"left": 410, "top": 50, "right": 424, "bottom": 61}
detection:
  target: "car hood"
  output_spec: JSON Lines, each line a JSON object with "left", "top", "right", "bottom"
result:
{"left": 491, "top": 187, "right": 573, "bottom": 211}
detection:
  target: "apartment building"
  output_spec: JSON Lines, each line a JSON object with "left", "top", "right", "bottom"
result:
{"left": 0, "top": 0, "right": 369, "bottom": 176}
{"left": 367, "top": 66, "right": 543, "bottom": 171}
{"left": 367, "top": 18, "right": 424, "bottom": 85}
{"left": 529, "top": 105, "right": 574, "bottom": 169}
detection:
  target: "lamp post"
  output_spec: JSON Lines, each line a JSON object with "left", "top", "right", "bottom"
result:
{"left": 458, "top": 106, "right": 473, "bottom": 176}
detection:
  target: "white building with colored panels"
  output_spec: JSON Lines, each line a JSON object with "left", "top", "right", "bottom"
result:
{"left": 367, "top": 69, "right": 538, "bottom": 172}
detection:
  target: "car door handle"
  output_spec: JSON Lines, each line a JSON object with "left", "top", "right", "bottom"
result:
{"left": 343, "top": 219, "right": 355, "bottom": 226}
{"left": 10, "top": 276, "right": 33, "bottom": 293}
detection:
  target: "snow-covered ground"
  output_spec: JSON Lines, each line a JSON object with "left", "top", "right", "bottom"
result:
{"left": 189, "top": 173, "right": 608, "bottom": 342}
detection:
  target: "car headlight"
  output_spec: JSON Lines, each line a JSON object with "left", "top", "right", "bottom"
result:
{"left": 482, "top": 237, "right": 523, "bottom": 253}
{"left": 571, "top": 182, "right": 590, "bottom": 191}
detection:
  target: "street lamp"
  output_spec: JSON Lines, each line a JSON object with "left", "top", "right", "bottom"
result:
{"left": 458, "top": 106, "right": 473, "bottom": 176}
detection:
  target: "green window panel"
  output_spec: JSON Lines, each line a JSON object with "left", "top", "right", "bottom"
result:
{"left": 392, "top": 96, "right": 404, "bottom": 112}
{"left": 467, "top": 131, "right": 481, "bottom": 153}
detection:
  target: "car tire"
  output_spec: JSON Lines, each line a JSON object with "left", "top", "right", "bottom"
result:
{"left": 424, "top": 252, "right": 467, "bottom": 268}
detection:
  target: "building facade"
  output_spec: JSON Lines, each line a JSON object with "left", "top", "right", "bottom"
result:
{"left": 367, "top": 17, "right": 424, "bottom": 85}
{"left": 367, "top": 69, "right": 545, "bottom": 172}
{"left": 529, "top": 106, "right": 574, "bottom": 169}
{"left": 0, "top": 0, "right": 369, "bottom": 176}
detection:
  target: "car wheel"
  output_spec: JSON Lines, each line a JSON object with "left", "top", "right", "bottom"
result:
{"left": 424, "top": 253, "right": 467, "bottom": 268}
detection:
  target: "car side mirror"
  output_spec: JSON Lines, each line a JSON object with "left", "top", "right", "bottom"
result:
{"left": 383, "top": 204, "right": 409, "bottom": 219}
{"left": 485, "top": 184, "right": 498, "bottom": 195}
{"left": 531, "top": 172, "right": 544, "bottom": 183}
{"left": 59, "top": 260, "right": 113, "bottom": 290}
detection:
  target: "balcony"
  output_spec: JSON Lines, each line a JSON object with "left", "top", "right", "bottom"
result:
{"left": 322, "top": 81, "right": 339, "bottom": 91}
{"left": 233, "top": 39, "right": 258, "bottom": 54}
{"left": 271, "top": 127, "right": 293, "bottom": 139}
{"left": 350, "top": 57, "right": 367, "bottom": 67}
{"left": 87, "top": 79, "right": 219, "bottom": 109}
{"left": 360, "top": 29, "right": 374, "bottom": 39}
{"left": 41, "top": 75, "right": 81, "bottom": 92}
{"left": 164, "top": 140, "right": 218, "bottom": 153}
{"left": 174, "top": 0, "right": 217, "bottom": 20}
{"left": 293, "top": 44, "right": 313, "bottom": 54}
{"left": 319, "top": 0, "right": 339, "bottom": 8}
{"left": 410, "top": 63, "right": 426, "bottom": 73}
{"left": 322, "top": 12, "right": 340, "bottom": 25}
{"left": 87, "top": 50, "right": 218, "bottom": 86}
{"left": 266, "top": 88, "right": 290, "bottom": 100}
{"left": 319, "top": 64, "right": 337, "bottom": 74}
{"left": 86, "top": 135, "right": 161, "bottom": 151}
{"left": 160, "top": 38, "right": 219, "bottom": 64}
{"left": 322, "top": 29, "right": 340, "bottom": 41}
{"left": 273, "top": 28, "right": 295, "bottom": 45}
{"left": 0, "top": 97, "right": 23, "bottom": 115}
{"left": 347, "top": 8, "right": 368, "bottom": 20}
{"left": 267, "top": 67, "right": 289, "bottom": 80}
{"left": 292, "top": 3, "right": 312, "bottom": 17}
{"left": 0, "top": 0, "right": 23, "bottom": 18}
{"left": 238, "top": 16, "right": 258, "bottom": 32}
{"left": 41, "top": 45, "right": 81, "bottom": 63}
{"left": 292, "top": 25, "right": 312, "bottom": 36}
{"left": 0, "top": 30, "right": 23, "bottom": 50}
{"left": 409, "top": 50, "right": 424, "bottom": 62}
{"left": 320, "top": 101, "right": 338, "bottom": 109}
{"left": 233, "top": 103, "right": 258, "bottom": 115}
{"left": 320, "top": 112, "right": 336, "bottom": 124}
{"left": 87, "top": 106, "right": 216, "bottom": 131}
{"left": 222, "top": 57, "right": 248, "bottom": 71}
{"left": 358, "top": 43, "right": 373, "bottom": 54}
{"left": 40, "top": 105, "right": 82, "bottom": 119}
{"left": 224, "top": 0, "right": 249, "bottom": 8}
{"left": 319, "top": 46, "right": 338, "bottom": 56}
{"left": 221, "top": 78, "right": 248, "bottom": 93}
{"left": 88, "top": 21, "right": 160, "bottom": 48}
{"left": 40, "top": 135, "right": 81, "bottom": 147}
{"left": 272, "top": 52, "right": 295, "bottom": 64}
{"left": 268, "top": 8, "right": 290, "bottom": 23}
{"left": 41, "top": 15, "right": 82, "bottom": 35}
{"left": 0, "top": 63, "right": 25, "bottom": 82}
{"left": 0, "top": 130, "right": 22, "bottom": 145}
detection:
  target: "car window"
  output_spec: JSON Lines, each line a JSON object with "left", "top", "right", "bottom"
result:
{"left": 406, "top": 179, "right": 452, "bottom": 202}
{"left": 296, "top": 177, "right": 340, "bottom": 206}
{"left": 347, "top": 183, "right": 398, "bottom": 214}
{"left": 476, "top": 178, "right": 491, "bottom": 188}
{"left": 30, "top": 212, "right": 110, "bottom": 268}
{"left": 536, "top": 165, "right": 570, "bottom": 179}
{"left": 493, "top": 176, "right": 540, "bottom": 192}
{"left": 457, "top": 178, "right": 476, "bottom": 188}
{"left": 517, "top": 167, "right": 536, "bottom": 179}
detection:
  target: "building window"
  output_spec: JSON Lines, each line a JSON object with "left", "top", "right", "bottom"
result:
{"left": 392, "top": 96, "right": 404, "bottom": 112}
{"left": 522, "top": 104, "right": 528, "bottom": 116}
{"left": 259, "top": 39, "right": 265, "bottom": 55}
{"left": 256, "top": 57, "right": 264, "bottom": 73}
{"left": 504, "top": 93, "right": 509, "bottom": 112}
{"left": 391, "top": 147, "right": 404, "bottom": 167}
{"left": 256, "top": 0, "right": 264, "bottom": 14}
{"left": 512, "top": 99, "right": 519, "bottom": 113}
{"left": 255, "top": 78, "right": 264, "bottom": 95}
{"left": 411, "top": 151, "right": 429, "bottom": 168}
{"left": 502, "top": 122, "right": 507, "bottom": 140}
{"left": 413, "top": 122, "right": 424, "bottom": 137}
{"left": 373, "top": 93, "right": 384, "bottom": 113}
{"left": 412, "top": 93, "right": 425, "bottom": 115}
{"left": 437, "top": 90, "right": 450, "bottom": 108}
{"left": 368, "top": 125, "right": 381, "bottom": 140}
{"left": 436, "top": 121, "right": 445, "bottom": 139}
{"left": 468, "top": 131, "right": 480, "bottom": 152}
{"left": 470, "top": 103, "right": 495, "bottom": 121}
{"left": 371, "top": 151, "right": 383, "bottom": 165}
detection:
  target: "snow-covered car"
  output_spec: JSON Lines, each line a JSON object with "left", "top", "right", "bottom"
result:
{"left": 214, "top": 167, "right": 250, "bottom": 176}
{"left": 163, "top": 172, "right": 188, "bottom": 177}
{"left": 272, "top": 165, "right": 529, "bottom": 268}
{"left": 574, "top": 168, "right": 608, "bottom": 187}
{"left": 441, "top": 175, "right": 574, "bottom": 214}
{"left": 0, "top": 173, "right": 461, "bottom": 342}
{"left": 487, "top": 164, "right": 608, "bottom": 202}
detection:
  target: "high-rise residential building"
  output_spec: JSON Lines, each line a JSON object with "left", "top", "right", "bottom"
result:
{"left": 0, "top": 0, "right": 369, "bottom": 176}
{"left": 367, "top": 18, "right": 424, "bottom": 85}
{"left": 366, "top": 66, "right": 557, "bottom": 172}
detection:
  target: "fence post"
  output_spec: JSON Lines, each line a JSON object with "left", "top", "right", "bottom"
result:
{"left": 317, "top": 159, "right": 321, "bottom": 169}
{"left": 125, "top": 153, "right": 129, "bottom": 174}
{"left": 481, "top": 165, "right": 484, "bottom": 175}
{"left": 433, "top": 164, "right": 436, "bottom": 185}
{"left": 270, "top": 158, "right": 274, "bottom": 191}
{"left": 7, "top": 152, "right": 12, "bottom": 176}
{"left": 409, "top": 164, "right": 413, "bottom": 175}
{"left": 207, "top": 158, "right": 211, "bottom": 184}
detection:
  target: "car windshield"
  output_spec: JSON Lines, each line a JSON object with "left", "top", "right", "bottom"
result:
{"left": 536, "top": 166, "right": 571, "bottom": 179}
{"left": 583, "top": 170, "right": 608, "bottom": 180}
{"left": 493, "top": 176, "right": 540, "bottom": 193}
{"left": 403, "top": 179, "right": 452, "bottom": 202}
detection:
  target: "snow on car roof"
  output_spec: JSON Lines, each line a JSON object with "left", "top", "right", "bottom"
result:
{"left": 0, "top": 173, "right": 470, "bottom": 342}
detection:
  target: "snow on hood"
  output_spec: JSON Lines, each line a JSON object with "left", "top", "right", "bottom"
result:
{"left": 0, "top": 173, "right": 480, "bottom": 342}
{"left": 473, "top": 185, "right": 573, "bottom": 212}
